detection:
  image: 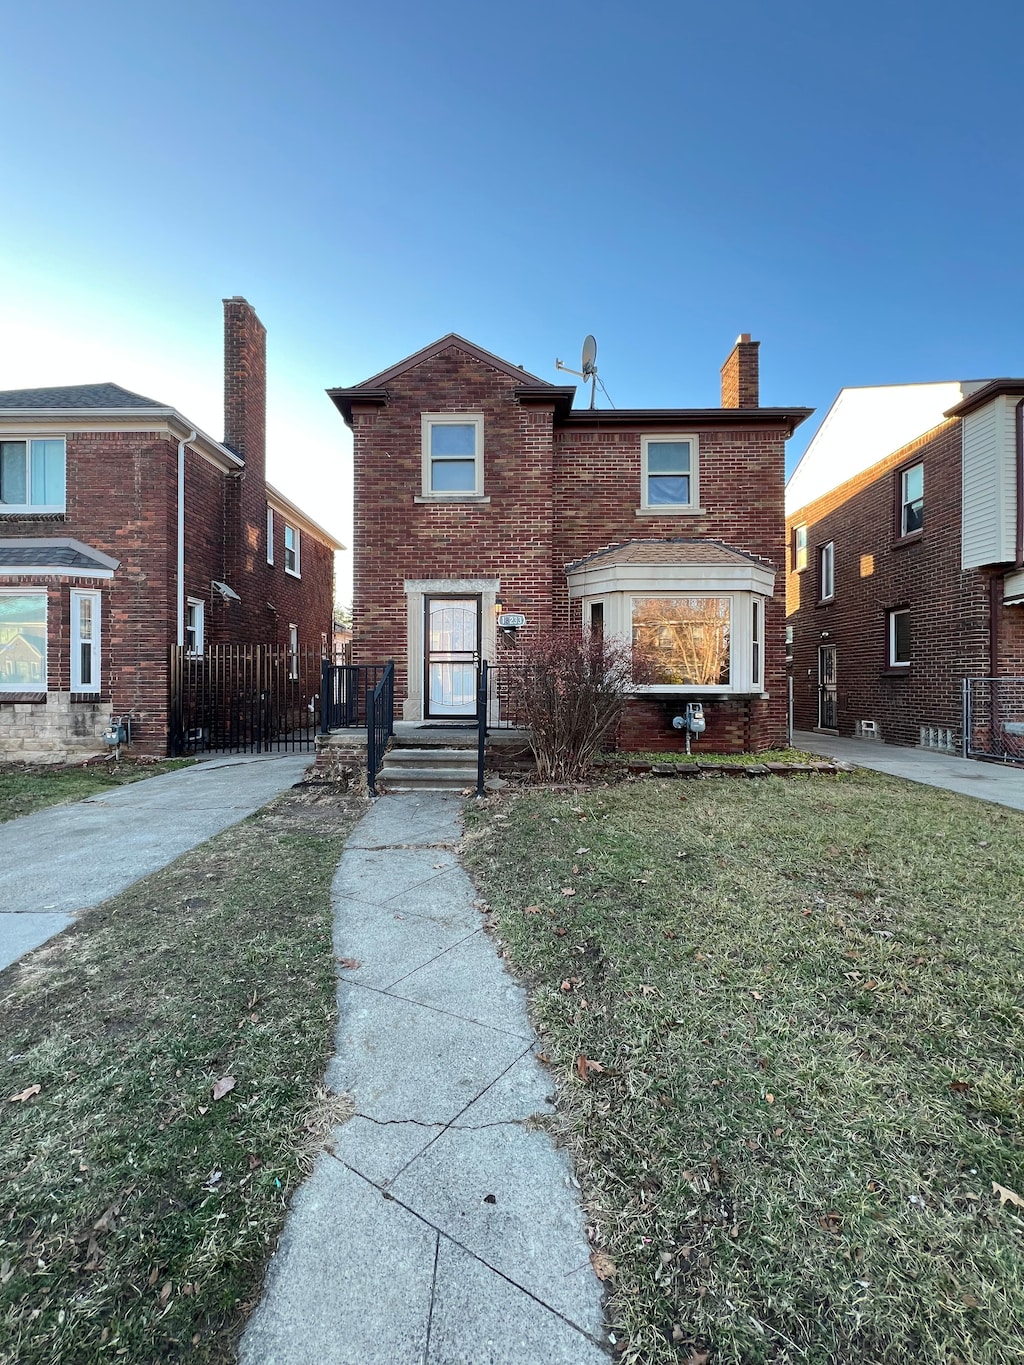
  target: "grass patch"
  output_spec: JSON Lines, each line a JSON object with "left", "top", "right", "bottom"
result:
{"left": 0, "top": 784, "right": 361, "bottom": 1364}
{"left": 604, "top": 748, "right": 823, "bottom": 768}
{"left": 0, "top": 759, "right": 196, "bottom": 824}
{"left": 463, "top": 773, "right": 1024, "bottom": 1364}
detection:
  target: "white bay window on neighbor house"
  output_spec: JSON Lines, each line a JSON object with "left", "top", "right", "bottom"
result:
{"left": 0, "top": 591, "right": 47, "bottom": 691}
{"left": 567, "top": 542, "right": 775, "bottom": 696}
{"left": 71, "top": 590, "right": 101, "bottom": 692}
{"left": 421, "top": 413, "right": 484, "bottom": 498}
{"left": 0, "top": 438, "right": 66, "bottom": 512}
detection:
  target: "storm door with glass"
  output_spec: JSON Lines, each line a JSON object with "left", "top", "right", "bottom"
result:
{"left": 818, "top": 645, "right": 838, "bottom": 729}
{"left": 425, "top": 596, "right": 479, "bottom": 717}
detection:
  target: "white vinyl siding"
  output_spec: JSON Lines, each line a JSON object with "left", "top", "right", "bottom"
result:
{"left": 962, "top": 396, "right": 1017, "bottom": 569}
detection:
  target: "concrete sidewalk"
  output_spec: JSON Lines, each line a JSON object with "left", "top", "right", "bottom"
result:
{"left": 794, "top": 730, "right": 1024, "bottom": 813}
{"left": 241, "top": 794, "right": 608, "bottom": 1365}
{"left": 0, "top": 751, "right": 312, "bottom": 973}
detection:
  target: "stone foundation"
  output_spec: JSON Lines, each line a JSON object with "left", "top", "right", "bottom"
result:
{"left": 0, "top": 693, "right": 113, "bottom": 764}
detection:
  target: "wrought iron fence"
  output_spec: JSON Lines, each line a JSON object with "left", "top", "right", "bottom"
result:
{"left": 319, "top": 663, "right": 391, "bottom": 731}
{"left": 169, "top": 644, "right": 322, "bottom": 756}
{"left": 367, "top": 661, "right": 395, "bottom": 795}
{"left": 963, "top": 677, "right": 1024, "bottom": 763}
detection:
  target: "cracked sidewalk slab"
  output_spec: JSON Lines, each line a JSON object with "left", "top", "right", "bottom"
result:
{"left": 243, "top": 794, "right": 608, "bottom": 1363}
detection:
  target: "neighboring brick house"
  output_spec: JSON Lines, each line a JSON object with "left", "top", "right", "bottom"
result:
{"left": 785, "top": 378, "right": 1024, "bottom": 750}
{"left": 329, "top": 333, "right": 810, "bottom": 753}
{"left": 0, "top": 298, "right": 342, "bottom": 761}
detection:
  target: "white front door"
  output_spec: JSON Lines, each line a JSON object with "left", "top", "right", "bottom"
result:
{"left": 426, "top": 597, "right": 479, "bottom": 717}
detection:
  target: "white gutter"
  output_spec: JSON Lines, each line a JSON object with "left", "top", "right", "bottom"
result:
{"left": 176, "top": 430, "right": 197, "bottom": 647}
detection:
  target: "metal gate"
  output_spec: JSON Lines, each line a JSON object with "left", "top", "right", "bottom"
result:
{"left": 963, "top": 677, "right": 1024, "bottom": 763}
{"left": 169, "top": 644, "right": 321, "bottom": 756}
{"left": 818, "top": 645, "right": 838, "bottom": 730}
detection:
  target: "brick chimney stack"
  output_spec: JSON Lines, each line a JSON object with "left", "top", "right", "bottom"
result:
{"left": 222, "top": 297, "right": 267, "bottom": 625}
{"left": 720, "top": 333, "right": 760, "bottom": 408}
{"left": 223, "top": 296, "right": 267, "bottom": 475}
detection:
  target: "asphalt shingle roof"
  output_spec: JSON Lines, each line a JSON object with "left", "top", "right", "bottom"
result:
{"left": 0, "top": 540, "right": 117, "bottom": 571}
{"left": 566, "top": 539, "right": 767, "bottom": 574}
{"left": 0, "top": 382, "right": 166, "bottom": 410}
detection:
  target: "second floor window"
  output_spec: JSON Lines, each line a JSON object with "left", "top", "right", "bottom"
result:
{"left": 641, "top": 435, "right": 698, "bottom": 510}
{"left": 0, "top": 438, "right": 66, "bottom": 512}
{"left": 284, "top": 523, "right": 300, "bottom": 576}
{"left": 793, "top": 523, "right": 808, "bottom": 571}
{"left": 267, "top": 507, "right": 275, "bottom": 564}
{"left": 819, "top": 542, "right": 835, "bottom": 601}
{"left": 900, "top": 463, "right": 923, "bottom": 536}
{"left": 422, "top": 413, "right": 484, "bottom": 497}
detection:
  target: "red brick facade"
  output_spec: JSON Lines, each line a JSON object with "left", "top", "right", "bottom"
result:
{"left": 0, "top": 300, "right": 340, "bottom": 760}
{"left": 335, "top": 335, "right": 808, "bottom": 754}
{"left": 786, "top": 415, "right": 1024, "bottom": 748}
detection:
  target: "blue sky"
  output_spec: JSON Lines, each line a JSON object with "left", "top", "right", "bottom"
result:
{"left": 2, "top": 0, "right": 1021, "bottom": 602}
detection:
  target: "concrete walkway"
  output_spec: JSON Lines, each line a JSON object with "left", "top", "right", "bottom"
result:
{"left": 241, "top": 794, "right": 608, "bottom": 1365}
{"left": 0, "top": 751, "right": 312, "bottom": 973}
{"left": 794, "top": 730, "right": 1024, "bottom": 813}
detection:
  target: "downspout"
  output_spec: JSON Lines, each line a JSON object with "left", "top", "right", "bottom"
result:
{"left": 1016, "top": 398, "right": 1024, "bottom": 568}
{"left": 176, "top": 430, "right": 197, "bottom": 646}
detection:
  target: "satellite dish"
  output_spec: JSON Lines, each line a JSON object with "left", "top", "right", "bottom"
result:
{"left": 581, "top": 335, "right": 597, "bottom": 378}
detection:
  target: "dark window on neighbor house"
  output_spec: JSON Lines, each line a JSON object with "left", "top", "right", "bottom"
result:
{"left": 819, "top": 542, "right": 835, "bottom": 601}
{"left": 889, "top": 608, "right": 911, "bottom": 666}
{"left": 793, "top": 524, "right": 808, "bottom": 571}
{"left": 900, "top": 463, "right": 923, "bottom": 536}
{"left": 589, "top": 601, "right": 604, "bottom": 640}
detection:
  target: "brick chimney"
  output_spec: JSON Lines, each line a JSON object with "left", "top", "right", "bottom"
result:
{"left": 223, "top": 297, "right": 267, "bottom": 621}
{"left": 720, "top": 333, "right": 759, "bottom": 408}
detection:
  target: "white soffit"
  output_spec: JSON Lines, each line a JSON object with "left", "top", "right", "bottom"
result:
{"left": 786, "top": 381, "right": 983, "bottom": 515}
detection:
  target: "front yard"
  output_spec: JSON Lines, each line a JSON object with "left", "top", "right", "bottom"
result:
{"left": 464, "top": 771, "right": 1024, "bottom": 1364}
{"left": 0, "top": 784, "right": 360, "bottom": 1364}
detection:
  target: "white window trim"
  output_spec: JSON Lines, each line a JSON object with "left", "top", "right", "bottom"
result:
{"left": 284, "top": 523, "right": 301, "bottom": 578}
{"left": 820, "top": 542, "right": 835, "bottom": 602}
{"left": 751, "top": 596, "right": 763, "bottom": 692}
{"left": 889, "top": 608, "right": 911, "bottom": 667}
{"left": 0, "top": 588, "right": 47, "bottom": 692}
{"left": 70, "top": 589, "right": 101, "bottom": 693}
{"left": 186, "top": 596, "right": 205, "bottom": 655}
{"left": 420, "top": 412, "right": 485, "bottom": 501}
{"left": 638, "top": 433, "right": 700, "bottom": 515}
{"left": 288, "top": 623, "right": 299, "bottom": 679}
{"left": 0, "top": 436, "right": 67, "bottom": 514}
{"left": 900, "top": 463, "right": 924, "bottom": 537}
{"left": 794, "top": 523, "right": 808, "bottom": 572}
{"left": 267, "top": 506, "right": 275, "bottom": 565}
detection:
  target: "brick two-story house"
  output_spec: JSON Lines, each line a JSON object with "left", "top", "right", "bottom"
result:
{"left": 785, "top": 378, "right": 1024, "bottom": 752}
{"left": 329, "top": 333, "right": 810, "bottom": 753}
{"left": 0, "top": 298, "right": 342, "bottom": 761}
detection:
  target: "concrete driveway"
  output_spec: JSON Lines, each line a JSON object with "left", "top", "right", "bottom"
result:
{"left": 794, "top": 730, "right": 1024, "bottom": 813}
{"left": 0, "top": 751, "right": 313, "bottom": 974}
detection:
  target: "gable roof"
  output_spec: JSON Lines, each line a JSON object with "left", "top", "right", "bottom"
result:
{"left": 0, "top": 382, "right": 167, "bottom": 411}
{"left": 785, "top": 380, "right": 989, "bottom": 515}
{"left": 327, "top": 334, "right": 568, "bottom": 424}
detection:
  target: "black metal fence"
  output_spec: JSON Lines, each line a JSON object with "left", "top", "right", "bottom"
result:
{"left": 319, "top": 663, "right": 392, "bottom": 730}
{"left": 367, "top": 661, "right": 395, "bottom": 794}
{"left": 169, "top": 644, "right": 322, "bottom": 756}
{"left": 963, "top": 677, "right": 1024, "bottom": 763}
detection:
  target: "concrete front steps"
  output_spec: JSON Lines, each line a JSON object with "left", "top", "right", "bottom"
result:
{"left": 378, "top": 731, "right": 478, "bottom": 792}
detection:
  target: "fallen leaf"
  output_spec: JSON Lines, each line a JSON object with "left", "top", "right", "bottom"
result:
{"left": 159, "top": 1281, "right": 172, "bottom": 1307}
{"left": 561, "top": 887, "right": 576, "bottom": 897}
{"left": 576, "top": 1054, "right": 590, "bottom": 1081}
{"left": 561, "top": 979, "right": 573, "bottom": 992}
{"left": 765, "top": 1093, "right": 775, "bottom": 1104}
{"left": 575, "top": 847, "right": 590, "bottom": 854}
{"left": 685, "top": 1351, "right": 711, "bottom": 1365}
{"left": 535, "top": 1052, "right": 550, "bottom": 1065}
{"left": 335, "top": 957, "right": 361, "bottom": 970}
{"left": 147, "top": 1266, "right": 160, "bottom": 1287}
{"left": 523, "top": 905, "right": 541, "bottom": 915}
{"left": 590, "top": 1249, "right": 617, "bottom": 1280}
{"left": 211, "top": 1077, "right": 236, "bottom": 1102}
{"left": 639, "top": 984, "right": 657, "bottom": 997}
{"left": 993, "top": 1181, "right": 1024, "bottom": 1209}
{"left": 751, "top": 991, "right": 763, "bottom": 1000}
{"left": 7, "top": 1085, "right": 41, "bottom": 1103}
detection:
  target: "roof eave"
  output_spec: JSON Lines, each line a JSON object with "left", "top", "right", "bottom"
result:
{"left": 944, "top": 379, "right": 1024, "bottom": 418}
{"left": 560, "top": 407, "right": 814, "bottom": 434}
{"left": 266, "top": 482, "right": 346, "bottom": 551}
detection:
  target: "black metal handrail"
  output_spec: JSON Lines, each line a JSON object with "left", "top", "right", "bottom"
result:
{"left": 476, "top": 661, "right": 488, "bottom": 796}
{"left": 320, "top": 662, "right": 391, "bottom": 732}
{"left": 367, "top": 660, "right": 395, "bottom": 795}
